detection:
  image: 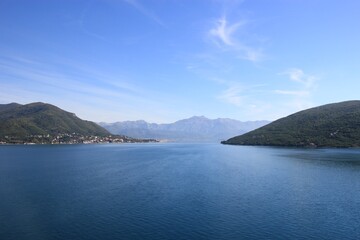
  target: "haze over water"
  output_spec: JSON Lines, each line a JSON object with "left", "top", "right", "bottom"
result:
{"left": 1, "top": 143, "right": 360, "bottom": 239}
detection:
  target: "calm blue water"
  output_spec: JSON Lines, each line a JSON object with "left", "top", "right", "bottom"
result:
{"left": 1, "top": 143, "right": 360, "bottom": 240}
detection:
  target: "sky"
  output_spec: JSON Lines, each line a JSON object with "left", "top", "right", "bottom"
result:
{"left": 0, "top": 0, "right": 360, "bottom": 123}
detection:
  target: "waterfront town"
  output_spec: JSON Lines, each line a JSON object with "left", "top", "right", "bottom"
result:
{"left": 0, "top": 133, "right": 157, "bottom": 145}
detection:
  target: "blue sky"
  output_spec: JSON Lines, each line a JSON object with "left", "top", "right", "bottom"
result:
{"left": 1, "top": 0, "right": 360, "bottom": 123}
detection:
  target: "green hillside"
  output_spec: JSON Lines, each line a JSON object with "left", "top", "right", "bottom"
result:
{"left": 0, "top": 102, "right": 109, "bottom": 138}
{"left": 222, "top": 100, "right": 360, "bottom": 147}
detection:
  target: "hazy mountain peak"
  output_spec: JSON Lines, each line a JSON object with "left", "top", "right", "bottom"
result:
{"left": 189, "top": 115, "right": 208, "bottom": 119}
{"left": 100, "top": 117, "right": 270, "bottom": 142}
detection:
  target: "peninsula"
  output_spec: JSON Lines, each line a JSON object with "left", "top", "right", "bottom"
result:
{"left": 222, "top": 100, "right": 360, "bottom": 148}
{"left": 0, "top": 102, "right": 156, "bottom": 144}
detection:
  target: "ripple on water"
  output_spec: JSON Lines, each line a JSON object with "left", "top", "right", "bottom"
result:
{"left": 1, "top": 144, "right": 360, "bottom": 239}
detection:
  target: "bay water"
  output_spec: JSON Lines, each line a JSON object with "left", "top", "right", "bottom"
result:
{"left": 1, "top": 143, "right": 360, "bottom": 239}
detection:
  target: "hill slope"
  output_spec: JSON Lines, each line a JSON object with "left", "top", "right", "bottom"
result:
{"left": 100, "top": 116, "right": 270, "bottom": 142}
{"left": 222, "top": 101, "right": 360, "bottom": 147}
{"left": 0, "top": 102, "right": 110, "bottom": 137}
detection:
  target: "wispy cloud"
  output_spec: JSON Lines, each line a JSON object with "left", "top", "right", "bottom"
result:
{"left": 214, "top": 68, "right": 320, "bottom": 120}
{"left": 216, "top": 81, "right": 283, "bottom": 120}
{"left": 0, "top": 55, "right": 169, "bottom": 121}
{"left": 217, "top": 81, "right": 268, "bottom": 107}
{"left": 283, "top": 68, "right": 316, "bottom": 88}
{"left": 275, "top": 68, "right": 318, "bottom": 112}
{"left": 277, "top": 68, "right": 317, "bottom": 92}
{"left": 123, "top": 0, "right": 164, "bottom": 26}
{"left": 208, "top": 16, "right": 263, "bottom": 62}
{"left": 209, "top": 17, "right": 245, "bottom": 46}
{"left": 77, "top": 1, "right": 109, "bottom": 42}
{"left": 0, "top": 54, "right": 200, "bottom": 123}
{"left": 274, "top": 90, "right": 310, "bottom": 97}
{"left": 218, "top": 84, "right": 243, "bottom": 107}
{"left": 0, "top": 59, "right": 135, "bottom": 101}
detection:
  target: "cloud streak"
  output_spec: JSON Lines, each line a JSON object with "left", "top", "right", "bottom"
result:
{"left": 274, "top": 68, "right": 318, "bottom": 112}
{"left": 284, "top": 68, "right": 316, "bottom": 88}
{"left": 0, "top": 54, "right": 196, "bottom": 123}
{"left": 0, "top": 55, "right": 168, "bottom": 120}
{"left": 274, "top": 90, "right": 310, "bottom": 97}
{"left": 209, "top": 17, "right": 245, "bottom": 46}
{"left": 214, "top": 68, "right": 319, "bottom": 121}
{"left": 209, "top": 16, "right": 263, "bottom": 62}
{"left": 0, "top": 60, "right": 133, "bottom": 100}
{"left": 277, "top": 68, "right": 317, "bottom": 91}
{"left": 77, "top": 1, "right": 109, "bottom": 42}
{"left": 218, "top": 85, "right": 243, "bottom": 107}
{"left": 123, "top": 0, "right": 164, "bottom": 26}
{"left": 217, "top": 81, "right": 268, "bottom": 107}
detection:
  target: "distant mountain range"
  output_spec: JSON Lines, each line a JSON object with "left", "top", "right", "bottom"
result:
{"left": 99, "top": 116, "right": 270, "bottom": 142}
{"left": 0, "top": 102, "right": 268, "bottom": 144}
{"left": 222, "top": 100, "right": 360, "bottom": 147}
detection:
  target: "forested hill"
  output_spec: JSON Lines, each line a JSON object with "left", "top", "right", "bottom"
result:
{"left": 222, "top": 101, "right": 360, "bottom": 147}
{"left": 0, "top": 102, "right": 110, "bottom": 138}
